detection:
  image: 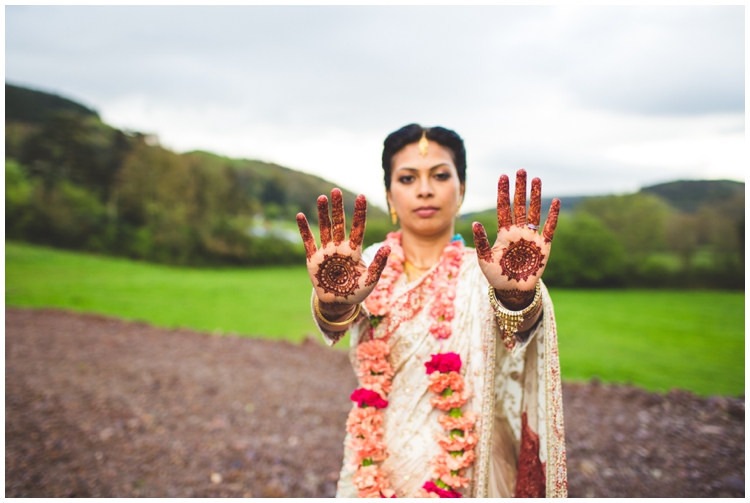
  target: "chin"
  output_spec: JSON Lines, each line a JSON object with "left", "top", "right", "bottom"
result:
{"left": 405, "top": 217, "right": 453, "bottom": 236}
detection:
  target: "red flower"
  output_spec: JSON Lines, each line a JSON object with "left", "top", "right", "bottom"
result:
{"left": 422, "top": 481, "right": 462, "bottom": 498}
{"left": 424, "top": 353, "right": 462, "bottom": 374}
{"left": 351, "top": 388, "right": 389, "bottom": 409}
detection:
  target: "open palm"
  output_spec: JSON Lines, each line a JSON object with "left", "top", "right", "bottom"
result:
{"left": 296, "top": 189, "right": 391, "bottom": 313}
{"left": 472, "top": 170, "right": 560, "bottom": 308}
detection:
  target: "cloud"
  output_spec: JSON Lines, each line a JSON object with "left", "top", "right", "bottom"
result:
{"left": 5, "top": 5, "right": 745, "bottom": 210}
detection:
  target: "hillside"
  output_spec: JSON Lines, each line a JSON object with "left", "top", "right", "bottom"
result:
{"left": 641, "top": 179, "right": 744, "bottom": 213}
{"left": 4, "top": 82, "right": 744, "bottom": 285}
{"left": 182, "top": 150, "right": 387, "bottom": 223}
{"left": 6, "top": 83, "right": 99, "bottom": 124}
{"left": 5, "top": 83, "right": 390, "bottom": 266}
{"left": 5, "top": 83, "right": 385, "bottom": 223}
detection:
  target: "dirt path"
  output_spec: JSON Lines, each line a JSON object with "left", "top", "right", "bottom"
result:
{"left": 5, "top": 308, "right": 744, "bottom": 497}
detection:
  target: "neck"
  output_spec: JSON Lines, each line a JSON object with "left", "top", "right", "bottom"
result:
{"left": 400, "top": 224, "right": 455, "bottom": 268}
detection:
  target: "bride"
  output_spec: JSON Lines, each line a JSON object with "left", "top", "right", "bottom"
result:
{"left": 296, "top": 124, "right": 567, "bottom": 498}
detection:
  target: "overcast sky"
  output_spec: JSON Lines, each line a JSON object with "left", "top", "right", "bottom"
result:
{"left": 6, "top": 5, "right": 745, "bottom": 212}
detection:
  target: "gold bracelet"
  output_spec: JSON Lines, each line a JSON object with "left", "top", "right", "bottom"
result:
{"left": 314, "top": 296, "right": 361, "bottom": 327}
{"left": 488, "top": 282, "right": 542, "bottom": 340}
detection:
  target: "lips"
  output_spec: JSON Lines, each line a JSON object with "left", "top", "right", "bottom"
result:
{"left": 414, "top": 206, "right": 439, "bottom": 217}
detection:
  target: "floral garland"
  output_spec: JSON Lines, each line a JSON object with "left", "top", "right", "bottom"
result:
{"left": 346, "top": 232, "right": 477, "bottom": 498}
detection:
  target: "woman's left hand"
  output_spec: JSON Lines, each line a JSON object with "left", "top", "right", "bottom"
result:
{"left": 472, "top": 169, "right": 560, "bottom": 310}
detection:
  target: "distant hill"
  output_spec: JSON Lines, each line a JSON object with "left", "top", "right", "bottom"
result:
{"left": 462, "top": 180, "right": 744, "bottom": 224}
{"left": 6, "top": 83, "right": 99, "bottom": 124}
{"left": 461, "top": 195, "right": 587, "bottom": 223}
{"left": 5, "top": 83, "right": 387, "bottom": 224}
{"left": 640, "top": 180, "right": 744, "bottom": 213}
{"left": 183, "top": 151, "right": 388, "bottom": 222}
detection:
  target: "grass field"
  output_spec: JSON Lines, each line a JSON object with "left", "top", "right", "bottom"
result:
{"left": 5, "top": 241, "right": 744, "bottom": 396}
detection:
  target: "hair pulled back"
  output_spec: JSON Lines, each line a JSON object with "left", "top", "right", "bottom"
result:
{"left": 381, "top": 123, "right": 466, "bottom": 191}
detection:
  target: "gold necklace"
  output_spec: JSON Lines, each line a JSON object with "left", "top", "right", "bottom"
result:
{"left": 404, "top": 260, "right": 433, "bottom": 282}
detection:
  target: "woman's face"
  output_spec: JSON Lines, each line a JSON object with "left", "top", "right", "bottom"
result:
{"left": 387, "top": 141, "right": 465, "bottom": 238}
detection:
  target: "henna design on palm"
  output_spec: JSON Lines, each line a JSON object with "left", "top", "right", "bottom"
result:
{"left": 472, "top": 169, "right": 560, "bottom": 292}
{"left": 315, "top": 253, "right": 362, "bottom": 296}
{"left": 296, "top": 188, "right": 391, "bottom": 306}
{"left": 498, "top": 238, "right": 545, "bottom": 282}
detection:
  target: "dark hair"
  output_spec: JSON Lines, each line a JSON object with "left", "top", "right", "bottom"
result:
{"left": 381, "top": 123, "right": 466, "bottom": 191}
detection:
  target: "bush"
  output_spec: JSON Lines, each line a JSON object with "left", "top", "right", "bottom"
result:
{"left": 542, "top": 213, "right": 627, "bottom": 288}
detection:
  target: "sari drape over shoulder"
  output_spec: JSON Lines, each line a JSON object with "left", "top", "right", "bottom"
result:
{"left": 313, "top": 242, "right": 567, "bottom": 498}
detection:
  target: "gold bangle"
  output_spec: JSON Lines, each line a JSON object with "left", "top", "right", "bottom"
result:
{"left": 488, "top": 282, "right": 542, "bottom": 340}
{"left": 314, "top": 296, "right": 361, "bottom": 327}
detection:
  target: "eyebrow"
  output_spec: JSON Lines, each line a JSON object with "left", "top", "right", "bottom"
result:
{"left": 393, "top": 163, "right": 450, "bottom": 173}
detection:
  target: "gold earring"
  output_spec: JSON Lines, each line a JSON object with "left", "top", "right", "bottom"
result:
{"left": 390, "top": 206, "right": 398, "bottom": 225}
{"left": 456, "top": 205, "right": 461, "bottom": 219}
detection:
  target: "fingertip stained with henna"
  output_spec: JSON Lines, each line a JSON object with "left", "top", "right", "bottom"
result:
{"left": 528, "top": 178, "right": 542, "bottom": 227}
{"left": 349, "top": 195, "right": 367, "bottom": 250}
{"left": 497, "top": 174, "right": 512, "bottom": 230}
{"left": 472, "top": 222, "right": 493, "bottom": 263}
{"left": 365, "top": 246, "right": 391, "bottom": 286}
{"left": 543, "top": 198, "right": 561, "bottom": 244}
{"left": 296, "top": 214, "right": 316, "bottom": 260}
{"left": 514, "top": 170, "right": 527, "bottom": 226}
{"left": 331, "top": 189, "right": 346, "bottom": 245}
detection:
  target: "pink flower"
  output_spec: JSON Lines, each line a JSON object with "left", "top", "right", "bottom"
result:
{"left": 356, "top": 339, "right": 390, "bottom": 361}
{"left": 358, "top": 358, "right": 394, "bottom": 379}
{"left": 427, "top": 371, "right": 464, "bottom": 394}
{"left": 422, "top": 481, "right": 462, "bottom": 498}
{"left": 347, "top": 435, "right": 387, "bottom": 465}
{"left": 430, "top": 391, "right": 468, "bottom": 410}
{"left": 351, "top": 388, "right": 389, "bottom": 409}
{"left": 425, "top": 353, "right": 462, "bottom": 374}
{"left": 429, "top": 465, "right": 470, "bottom": 489}
{"left": 428, "top": 321, "right": 452, "bottom": 339}
{"left": 360, "top": 374, "right": 393, "bottom": 397}
{"left": 345, "top": 407, "right": 384, "bottom": 439}
{"left": 438, "top": 411, "right": 477, "bottom": 432}
{"left": 432, "top": 449, "right": 476, "bottom": 471}
{"left": 436, "top": 431, "right": 478, "bottom": 452}
{"left": 415, "top": 488, "right": 441, "bottom": 498}
{"left": 353, "top": 465, "right": 391, "bottom": 495}
{"left": 346, "top": 406, "right": 380, "bottom": 429}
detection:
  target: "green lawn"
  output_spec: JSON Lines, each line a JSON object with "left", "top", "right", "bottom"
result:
{"left": 551, "top": 289, "right": 744, "bottom": 396}
{"left": 5, "top": 241, "right": 320, "bottom": 339}
{"left": 5, "top": 241, "right": 744, "bottom": 396}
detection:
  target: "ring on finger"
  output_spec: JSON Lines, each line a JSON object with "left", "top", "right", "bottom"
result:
{"left": 526, "top": 223, "right": 539, "bottom": 230}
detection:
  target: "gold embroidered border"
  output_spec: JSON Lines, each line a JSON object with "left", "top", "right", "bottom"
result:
{"left": 471, "top": 309, "right": 497, "bottom": 497}
{"left": 541, "top": 281, "right": 568, "bottom": 497}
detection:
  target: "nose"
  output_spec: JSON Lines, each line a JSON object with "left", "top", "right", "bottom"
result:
{"left": 417, "top": 176, "right": 434, "bottom": 198}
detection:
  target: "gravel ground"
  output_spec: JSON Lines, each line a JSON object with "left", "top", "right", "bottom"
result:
{"left": 5, "top": 308, "right": 745, "bottom": 498}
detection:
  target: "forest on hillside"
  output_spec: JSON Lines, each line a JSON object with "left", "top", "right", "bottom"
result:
{"left": 5, "top": 83, "right": 744, "bottom": 288}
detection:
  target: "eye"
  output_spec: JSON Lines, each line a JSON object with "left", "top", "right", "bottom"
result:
{"left": 398, "top": 175, "right": 415, "bottom": 184}
{"left": 434, "top": 172, "right": 451, "bottom": 181}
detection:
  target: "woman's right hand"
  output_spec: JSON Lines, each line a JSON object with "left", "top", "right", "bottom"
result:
{"left": 296, "top": 188, "right": 391, "bottom": 319}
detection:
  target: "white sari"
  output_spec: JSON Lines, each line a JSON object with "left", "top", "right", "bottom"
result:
{"left": 313, "top": 243, "right": 568, "bottom": 498}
